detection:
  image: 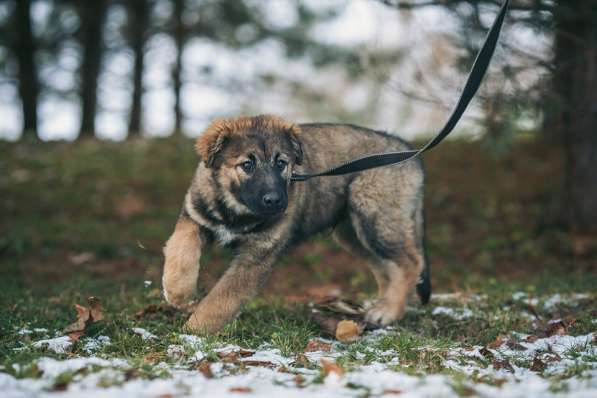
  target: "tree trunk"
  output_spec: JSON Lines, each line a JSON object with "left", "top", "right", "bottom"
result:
{"left": 78, "top": 0, "right": 107, "bottom": 138}
{"left": 128, "top": 0, "right": 150, "bottom": 137}
{"left": 172, "top": 0, "right": 185, "bottom": 134}
{"left": 548, "top": 1, "right": 597, "bottom": 235}
{"left": 14, "top": 0, "right": 39, "bottom": 139}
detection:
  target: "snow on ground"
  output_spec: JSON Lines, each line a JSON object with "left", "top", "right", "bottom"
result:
{"left": 3, "top": 294, "right": 596, "bottom": 398}
{"left": 131, "top": 328, "right": 157, "bottom": 340}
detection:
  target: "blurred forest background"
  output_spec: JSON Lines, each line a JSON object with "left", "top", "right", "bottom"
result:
{"left": 1, "top": 0, "right": 596, "bottom": 297}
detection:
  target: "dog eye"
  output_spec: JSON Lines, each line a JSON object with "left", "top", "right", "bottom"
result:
{"left": 276, "top": 158, "right": 288, "bottom": 170}
{"left": 240, "top": 160, "right": 254, "bottom": 173}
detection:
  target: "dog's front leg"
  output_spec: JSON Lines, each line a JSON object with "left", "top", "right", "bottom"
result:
{"left": 162, "top": 215, "right": 202, "bottom": 309}
{"left": 184, "top": 250, "right": 275, "bottom": 334}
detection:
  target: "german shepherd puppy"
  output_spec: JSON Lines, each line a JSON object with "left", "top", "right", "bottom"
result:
{"left": 162, "top": 114, "right": 430, "bottom": 334}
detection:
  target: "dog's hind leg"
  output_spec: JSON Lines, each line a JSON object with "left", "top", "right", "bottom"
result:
{"left": 333, "top": 220, "right": 388, "bottom": 296}
{"left": 347, "top": 164, "right": 428, "bottom": 325}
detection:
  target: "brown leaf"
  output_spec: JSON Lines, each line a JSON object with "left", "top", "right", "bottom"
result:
{"left": 229, "top": 387, "right": 252, "bottom": 393}
{"left": 479, "top": 347, "right": 494, "bottom": 360}
{"left": 321, "top": 359, "right": 344, "bottom": 377}
{"left": 143, "top": 352, "right": 164, "bottom": 365}
{"left": 545, "top": 320, "right": 568, "bottom": 337}
{"left": 534, "top": 317, "right": 576, "bottom": 338}
{"left": 505, "top": 339, "right": 525, "bottom": 351}
{"left": 293, "top": 353, "right": 310, "bottom": 368}
{"left": 197, "top": 361, "right": 213, "bottom": 378}
{"left": 242, "top": 360, "right": 276, "bottom": 368}
{"left": 383, "top": 389, "right": 403, "bottom": 395}
{"left": 335, "top": 320, "right": 362, "bottom": 343}
{"left": 487, "top": 335, "right": 507, "bottom": 349}
{"left": 238, "top": 349, "right": 255, "bottom": 357}
{"left": 217, "top": 351, "right": 240, "bottom": 362}
{"left": 493, "top": 359, "right": 514, "bottom": 373}
{"left": 305, "top": 339, "right": 331, "bottom": 352}
{"left": 530, "top": 356, "right": 546, "bottom": 372}
{"left": 525, "top": 335, "right": 539, "bottom": 343}
{"left": 63, "top": 297, "right": 105, "bottom": 339}
{"left": 63, "top": 304, "right": 91, "bottom": 334}
{"left": 88, "top": 296, "right": 104, "bottom": 322}
{"left": 294, "top": 374, "right": 305, "bottom": 387}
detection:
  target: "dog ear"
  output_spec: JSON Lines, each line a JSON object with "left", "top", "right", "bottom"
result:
{"left": 195, "top": 120, "right": 230, "bottom": 167}
{"left": 288, "top": 128, "right": 303, "bottom": 165}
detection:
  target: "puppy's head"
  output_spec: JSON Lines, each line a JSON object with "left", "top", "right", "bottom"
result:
{"left": 195, "top": 114, "right": 302, "bottom": 218}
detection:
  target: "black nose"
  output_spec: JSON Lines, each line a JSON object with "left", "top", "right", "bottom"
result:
{"left": 262, "top": 192, "right": 281, "bottom": 207}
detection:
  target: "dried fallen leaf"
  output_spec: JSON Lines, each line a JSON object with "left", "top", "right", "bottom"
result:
{"left": 229, "top": 387, "right": 252, "bottom": 393}
{"left": 545, "top": 320, "right": 568, "bottom": 337}
{"left": 143, "top": 352, "right": 165, "bottom": 365}
{"left": 493, "top": 359, "right": 514, "bottom": 373}
{"left": 479, "top": 347, "right": 494, "bottom": 360}
{"left": 505, "top": 339, "right": 525, "bottom": 351}
{"left": 238, "top": 349, "right": 255, "bottom": 357}
{"left": 64, "top": 304, "right": 90, "bottom": 334}
{"left": 383, "top": 389, "right": 403, "bottom": 395}
{"left": 293, "top": 353, "right": 310, "bottom": 368}
{"left": 321, "top": 359, "right": 344, "bottom": 377}
{"left": 530, "top": 356, "right": 546, "bottom": 372}
{"left": 335, "top": 320, "right": 362, "bottom": 343}
{"left": 242, "top": 360, "right": 276, "bottom": 368}
{"left": 88, "top": 296, "right": 104, "bottom": 321}
{"left": 534, "top": 317, "right": 576, "bottom": 338}
{"left": 294, "top": 374, "right": 305, "bottom": 387}
{"left": 197, "top": 361, "right": 213, "bottom": 378}
{"left": 305, "top": 339, "right": 331, "bottom": 352}
{"left": 487, "top": 334, "right": 507, "bottom": 349}
{"left": 63, "top": 297, "right": 105, "bottom": 341}
{"left": 525, "top": 335, "right": 539, "bottom": 343}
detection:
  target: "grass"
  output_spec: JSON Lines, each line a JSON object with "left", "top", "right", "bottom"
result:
{"left": 0, "top": 136, "right": 595, "bottom": 395}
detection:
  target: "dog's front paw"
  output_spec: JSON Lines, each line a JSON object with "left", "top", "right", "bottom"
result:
{"left": 184, "top": 310, "right": 226, "bottom": 335}
{"left": 162, "top": 271, "right": 197, "bottom": 309}
{"left": 365, "top": 299, "right": 403, "bottom": 326}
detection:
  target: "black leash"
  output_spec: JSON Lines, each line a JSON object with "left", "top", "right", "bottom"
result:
{"left": 291, "top": 0, "right": 510, "bottom": 183}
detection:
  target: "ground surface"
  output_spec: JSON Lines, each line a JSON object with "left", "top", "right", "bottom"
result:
{"left": 1, "top": 137, "right": 595, "bottom": 397}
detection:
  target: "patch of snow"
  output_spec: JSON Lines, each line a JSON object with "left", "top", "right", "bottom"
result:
{"left": 32, "top": 336, "right": 72, "bottom": 354}
{"left": 82, "top": 335, "right": 111, "bottom": 354}
{"left": 36, "top": 356, "right": 128, "bottom": 379}
{"left": 178, "top": 334, "right": 203, "bottom": 348}
{"left": 241, "top": 348, "right": 294, "bottom": 367}
{"left": 166, "top": 344, "right": 186, "bottom": 360}
{"left": 432, "top": 306, "right": 474, "bottom": 320}
{"left": 543, "top": 293, "right": 590, "bottom": 310}
{"left": 512, "top": 292, "right": 592, "bottom": 310}
{"left": 131, "top": 328, "right": 157, "bottom": 340}
{"left": 143, "top": 280, "right": 152, "bottom": 288}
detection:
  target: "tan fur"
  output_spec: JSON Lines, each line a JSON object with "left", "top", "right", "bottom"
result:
{"left": 162, "top": 217, "right": 201, "bottom": 309}
{"left": 195, "top": 114, "right": 301, "bottom": 166}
